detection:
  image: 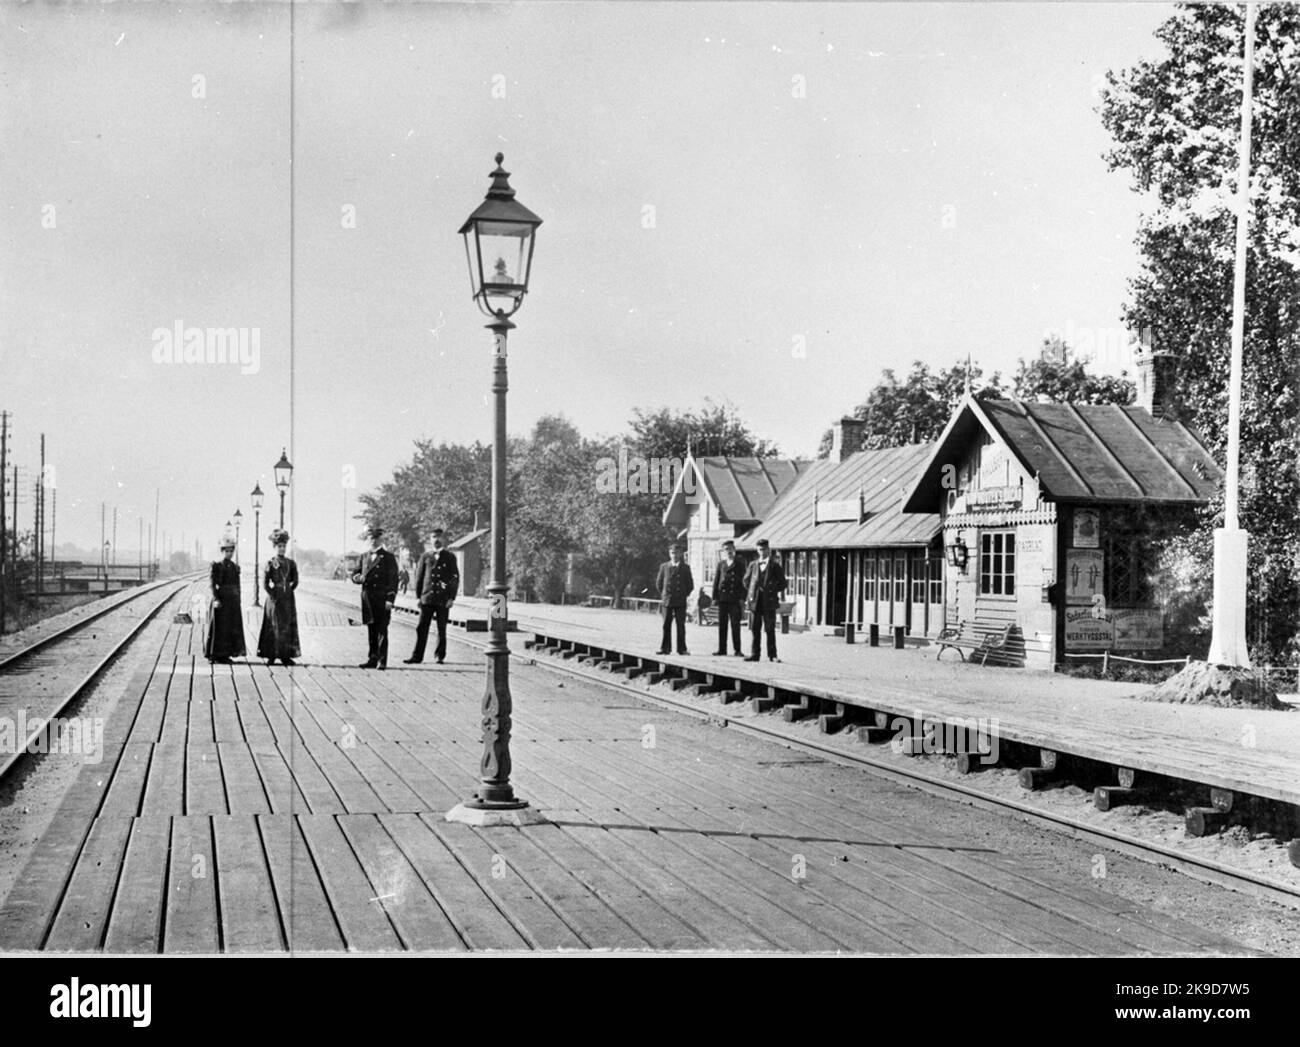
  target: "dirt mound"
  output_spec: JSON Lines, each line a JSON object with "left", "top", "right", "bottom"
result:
{"left": 1136, "top": 661, "right": 1290, "bottom": 710}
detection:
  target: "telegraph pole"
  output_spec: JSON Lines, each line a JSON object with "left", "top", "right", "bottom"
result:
{"left": 37, "top": 434, "right": 45, "bottom": 597}
{"left": 112, "top": 506, "right": 118, "bottom": 566}
{"left": 10, "top": 468, "right": 16, "bottom": 601}
{"left": 153, "top": 489, "right": 160, "bottom": 570}
{"left": 0, "top": 411, "right": 7, "bottom": 632}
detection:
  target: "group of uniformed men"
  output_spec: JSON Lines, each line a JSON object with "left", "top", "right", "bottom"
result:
{"left": 655, "top": 537, "right": 787, "bottom": 662}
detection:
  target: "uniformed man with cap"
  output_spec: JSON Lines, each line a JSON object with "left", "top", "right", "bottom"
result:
{"left": 710, "top": 539, "right": 746, "bottom": 656}
{"left": 404, "top": 528, "right": 460, "bottom": 665}
{"left": 655, "top": 540, "right": 694, "bottom": 655}
{"left": 352, "top": 526, "right": 400, "bottom": 669}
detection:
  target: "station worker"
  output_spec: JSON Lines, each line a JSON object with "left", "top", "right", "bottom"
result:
{"left": 655, "top": 540, "right": 694, "bottom": 656}
{"left": 204, "top": 536, "right": 247, "bottom": 664}
{"left": 257, "top": 528, "right": 301, "bottom": 667}
{"left": 710, "top": 539, "right": 746, "bottom": 657}
{"left": 352, "top": 526, "right": 399, "bottom": 669}
{"left": 743, "top": 538, "right": 787, "bottom": 662}
{"left": 405, "top": 529, "right": 460, "bottom": 665}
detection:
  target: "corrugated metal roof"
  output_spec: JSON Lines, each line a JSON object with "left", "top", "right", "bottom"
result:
{"left": 663, "top": 456, "right": 809, "bottom": 527}
{"left": 739, "top": 443, "right": 941, "bottom": 550}
{"left": 904, "top": 398, "right": 1222, "bottom": 512}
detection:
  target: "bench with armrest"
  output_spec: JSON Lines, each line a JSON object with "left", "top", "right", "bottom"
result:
{"left": 935, "top": 619, "right": 1016, "bottom": 666}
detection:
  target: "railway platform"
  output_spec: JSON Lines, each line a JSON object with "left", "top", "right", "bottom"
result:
{"left": 415, "top": 591, "right": 1300, "bottom": 834}
{"left": 0, "top": 581, "right": 1282, "bottom": 954}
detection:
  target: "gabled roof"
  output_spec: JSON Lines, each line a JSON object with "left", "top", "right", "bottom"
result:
{"left": 448, "top": 528, "right": 489, "bottom": 550}
{"left": 739, "top": 443, "right": 941, "bottom": 550}
{"left": 662, "top": 456, "right": 809, "bottom": 528}
{"left": 903, "top": 397, "right": 1222, "bottom": 513}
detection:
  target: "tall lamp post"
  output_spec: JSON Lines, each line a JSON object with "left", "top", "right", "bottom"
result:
{"left": 251, "top": 483, "right": 264, "bottom": 607}
{"left": 274, "top": 449, "right": 293, "bottom": 530}
{"left": 1208, "top": 2, "right": 1255, "bottom": 669}
{"left": 447, "top": 152, "right": 543, "bottom": 827}
{"left": 232, "top": 509, "right": 243, "bottom": 565}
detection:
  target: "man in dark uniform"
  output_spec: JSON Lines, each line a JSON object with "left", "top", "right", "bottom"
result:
{"left": 352, "top": 526, "right": 399, "bottom": 669}
{"left": 743, "top": 538, "right": 787, "bottom": 662}
{"left": 711, "top": 539, "right": 746, "bottom": 656}
{"left": 404, "top": 530, "right": 460, "bottom": 665}
{"left": 655, "top": 541, "right": 694, "bottom": 655}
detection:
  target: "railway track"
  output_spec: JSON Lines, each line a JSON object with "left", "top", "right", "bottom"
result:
{"left": 342, "top": 594, "right": 1300, "bottom": 913}
{"left": 0, "top": 574, "right": 199, "bottom": 782}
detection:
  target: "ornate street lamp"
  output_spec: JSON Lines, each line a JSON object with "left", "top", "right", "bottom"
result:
{"left": 232, "top": 509, "right": 242, "bottom": 565}
{"left": 447, "top": 153, "right": 543, "bottom": 827}
{"left": 251, "top": 483, "right": 264, "bottom": 607}
{"left": 274, "top": 448, "right": 293, "bottom": 529}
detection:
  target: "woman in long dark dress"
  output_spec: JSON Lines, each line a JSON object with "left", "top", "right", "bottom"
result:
{"left": 256, "top": 529, "right": 301, "bottom": 666}
{"left": 204, "top": 538, "right": 247, "bottom": 663}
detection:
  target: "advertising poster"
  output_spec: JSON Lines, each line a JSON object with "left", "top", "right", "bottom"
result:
{"left": 1065, "top": 548, "right": 1104, "bottom": 605}
{"left": 1073, "top": 508, "right": 1100, "bottom": 548}
{"left": 1064, "top": 606, "right": 1114, "bottom": 650}
{"left": 1112, "top": 607, "right": 1164, "bottom": 650}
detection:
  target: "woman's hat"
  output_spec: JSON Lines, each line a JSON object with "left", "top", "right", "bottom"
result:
{"left": 269, "top": 528, "right": 290, "bottom": 545}
{"left": 219, "top": 537, "right": 236, "bottom": 550}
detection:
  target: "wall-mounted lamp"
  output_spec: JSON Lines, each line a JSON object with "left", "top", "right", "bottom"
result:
{"left": 945, "top": 537, "right": 969, "bottom": 571}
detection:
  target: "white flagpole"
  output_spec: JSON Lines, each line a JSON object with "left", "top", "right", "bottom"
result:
{"left": 1207, "top": 1, "right": 1255, "bottom": 667}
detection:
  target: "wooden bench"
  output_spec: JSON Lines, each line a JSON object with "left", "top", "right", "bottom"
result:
{"left": 935, "top": 619, "right": 1016, "bottom": 666}
{"left": 700, "top": 600, "right": 796, "bottom": 632}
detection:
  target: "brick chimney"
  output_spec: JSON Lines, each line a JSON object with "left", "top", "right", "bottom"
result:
{"left": 1136, "top": 349, "right": 1177, "bottom": 419}
{"left": 830, "top": 417, "right": 865, "bottom": 461}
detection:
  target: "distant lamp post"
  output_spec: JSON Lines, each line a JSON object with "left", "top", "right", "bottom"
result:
{"left": 274, "top": 449, "right": 293, "bottom": 529}
{"left": 233, "top": 509, "right": 243, "bottom": 565}
{"left": 251, "top": 483, "right": 264, "bottom": 607}
{"left": 447, "top": 152, "right": 544, "bottom": 827}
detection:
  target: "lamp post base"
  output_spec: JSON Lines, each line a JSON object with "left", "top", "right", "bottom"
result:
{"left": 1207, "top": 527, "right": 1251, "bottom": 668}
{"left": 445, "top": 800, "right": 547, "bottom": 827}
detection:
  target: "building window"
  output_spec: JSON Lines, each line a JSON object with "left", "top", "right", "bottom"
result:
{"left": 910, "top": 554, "right": 926, "bottom": 603}
{"left": 864, "top": 553, "right": 876, "bottom": 603}
{"left": 880, "top": 555, "right": 891, "bottom": 602}
{"left": 894, "top": 555, "right": 906, "bottom": 602}
{"left": 927, "top": 558, "right": 943, "bottom": 604}
{"left": 701, "top": 540, "right": 717, "bottom": 584}
{"left": 979, "top": 531, "right": 1016, "bottom": 597}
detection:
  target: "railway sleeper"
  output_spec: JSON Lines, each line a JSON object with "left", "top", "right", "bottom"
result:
{"left": 781, "top": 694, "right": 821, "bottom": 723}
{"left": 818, "top": 703, "right": 859, "bottom": 734}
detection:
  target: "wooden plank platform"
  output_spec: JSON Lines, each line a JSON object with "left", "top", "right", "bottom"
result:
{"left": 0, "top": 588, "right": 1266, "bottom": 954}
{"left": 442, "top": 588, "right": 1300, "bottom": 809}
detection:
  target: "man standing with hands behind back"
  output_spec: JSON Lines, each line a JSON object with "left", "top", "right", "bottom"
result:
{"left": 655, "top": 541, "right": 694, "bottom": 656}
{"left": 405, "top": 529, "right": 460, "bottom": 665}
{"left": 743, "top": 538, "right": 787, "bottom": 662}
{"left": 352, "top": 526, "right": 399, "bottom": 669}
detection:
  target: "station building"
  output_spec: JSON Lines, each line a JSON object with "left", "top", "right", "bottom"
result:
{"left": 901, "top": 352, "right": 1222, "bottom": 668}
{"left": 737, "top": 421, "right": 945, "bottom": 635}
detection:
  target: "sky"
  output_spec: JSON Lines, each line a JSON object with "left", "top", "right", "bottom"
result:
{"left": 0, "top": 0, "right": 1177, "bottom": 557}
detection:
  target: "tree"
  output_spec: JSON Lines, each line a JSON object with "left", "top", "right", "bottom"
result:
{"left": 1100, "top": 3, "right": 1300, "bottom": 662}
{"left": 508, "top": 415, "right": 590, "bottom": 602}
{"left": 357, "top": 439, "right": 498, "bottom": 556}
{"left": 1013, "top": 338, "right": 1136, "bottom": 404}
{"left": 628, "top": 399, "right": 780, "bottom": 461}
{"left": 817, "top": 360, "right": 1005, "bottom": 457}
